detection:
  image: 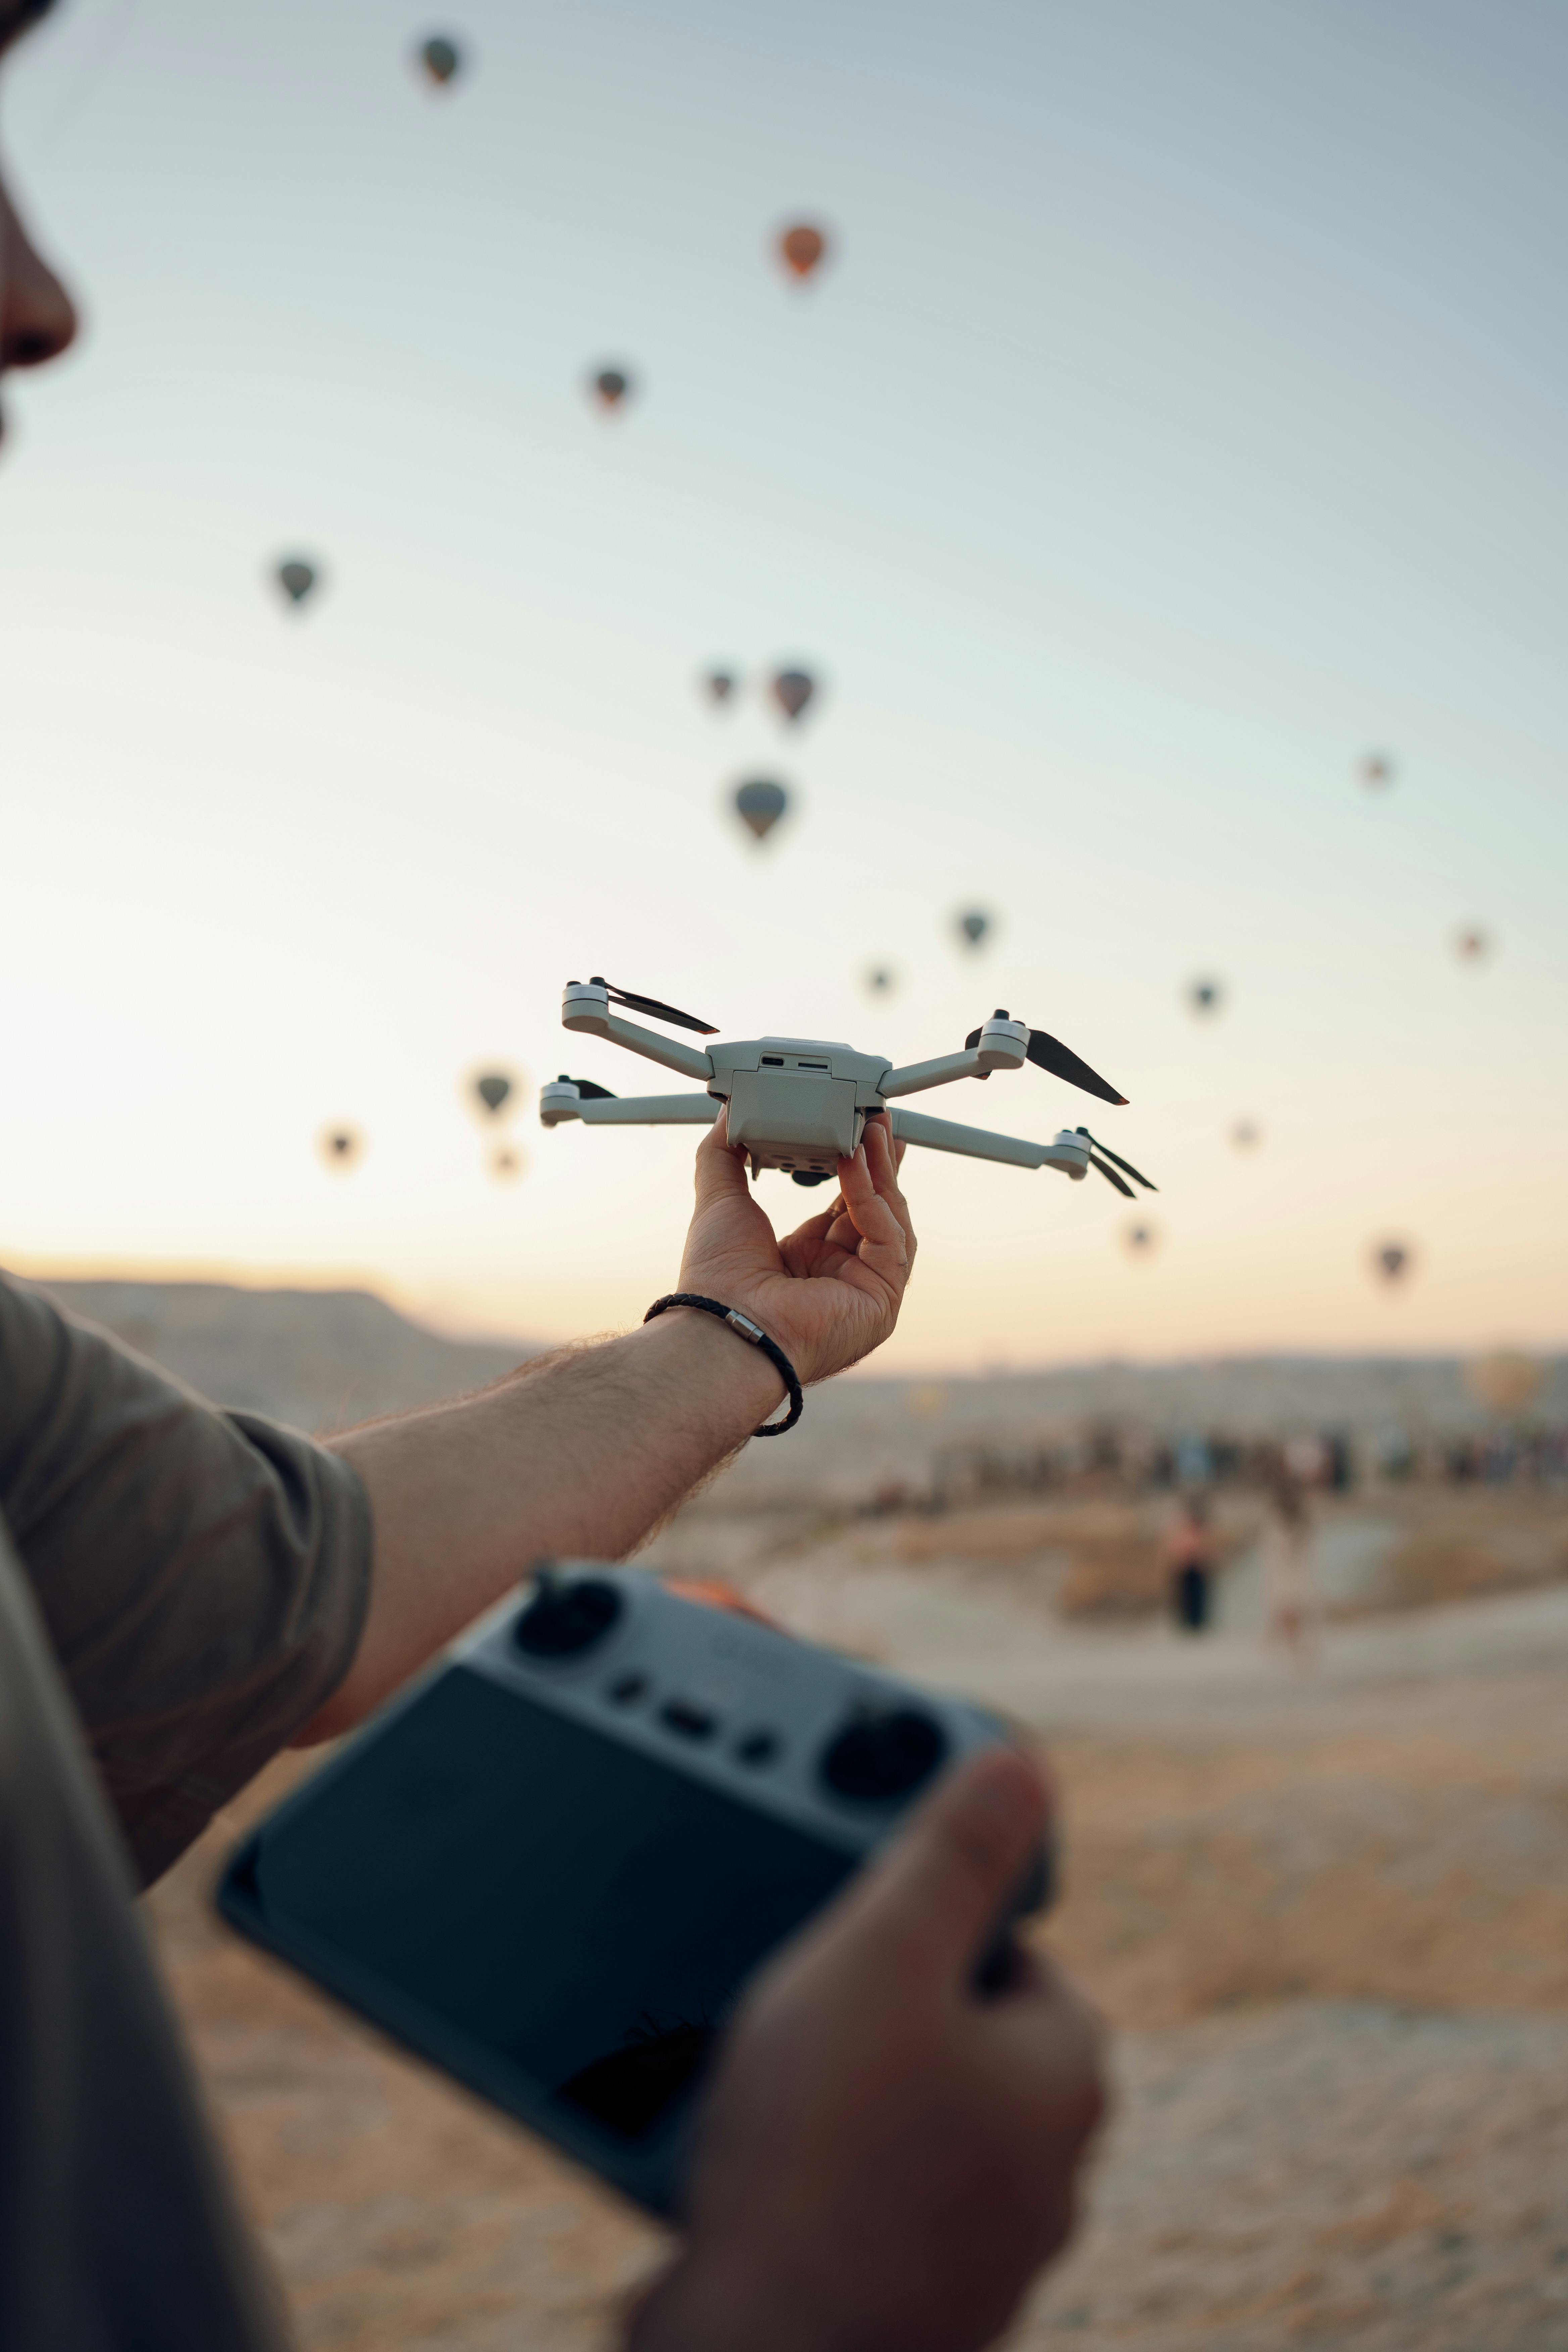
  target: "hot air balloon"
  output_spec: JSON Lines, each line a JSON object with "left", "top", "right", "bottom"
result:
{"left": 1466, "top": 1351, "right": 1542, "bottom": 1418}
{"left": 275, "top": 557, "right": 318, "bottom": 608}
{"left": 703, "top": 668, "right": 738, "bottom": 706}
{"left": 491, "top": 1145, "right": 523, "bottom": 1181}
{"left": 770, "top": 667, "right": 815, "bottom": 724}
{"left": 320, "top": 1126, "right": 362, "bottom": 1170}
{"left": 472, "top": 1070, "right": 517, "bottom": 1118}
{"left": 418, "top": 34, "right": 462, "bottom": 86}
{"left": 956, "top": 909, "right": 991, "bottom": 950}
{"left": 590, "top": 366, "right": 633, "bottom": 413}
{"left": 734, "top": 778, "right": 788, "bottom": 841}
{"left": 1372, "top": 1240, "right": 1412, "bottom": 1284}
{"left": 1358, "top": 750, "right": 1396, "bottom": 789}
{"left": 1186, "top": 976, "right": 1224, "bottom": 1018}
{"left": 865, "top": 965, "right": 896, "bottom": 996}
{"left": 1123, "top": 1221, "right": 1159, "bottom": 1256}
{"left": 1454, "top": 926, "right": 1490, "bottom": 963}
{"left": 778, "top": 223, "right": 828, "bottom": 282}
{"left": 1231, "top": 1119, "right": 1261, "bottom": 1150}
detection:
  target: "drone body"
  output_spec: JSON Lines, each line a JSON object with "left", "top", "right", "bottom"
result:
{"left": 540, "top": 980, "right": 1157, "bottom": 1202}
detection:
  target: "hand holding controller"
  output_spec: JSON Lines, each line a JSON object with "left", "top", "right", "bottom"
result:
{"left": 633, "top": 1748, "right": 1106, "bottom": 2352}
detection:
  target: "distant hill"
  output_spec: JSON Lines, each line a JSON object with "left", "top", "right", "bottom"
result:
{"left": 18, "top": 1276, "right": 1566, "bottom": 1504}
{"left": 24, "top": 1278, "right": 545, "bottom": 1435}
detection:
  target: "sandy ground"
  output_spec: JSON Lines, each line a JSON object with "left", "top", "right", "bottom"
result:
{"left": 149, "top": 1504, "right": 1568, "bottom": 2350}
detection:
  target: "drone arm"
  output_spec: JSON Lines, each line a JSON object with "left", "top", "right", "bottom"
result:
{"left": 887, "top": 1108, "right": 1091, "bottom": 1177}
{"left": 562, "top": 1000, "right": 714, "bottom": 1084}
{"left": 541, "top": 1085, "right": 719, "bottom": 1129}
{"left": 878, "top": 1048, "right": 986, "bottom": 1099}
{"left": 578, "top": 1093, "right": 719, "bottom": 1127}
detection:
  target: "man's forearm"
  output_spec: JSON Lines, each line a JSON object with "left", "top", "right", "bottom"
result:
{"left": 298, "top": 1310, "right": 783, "bottom": 1742}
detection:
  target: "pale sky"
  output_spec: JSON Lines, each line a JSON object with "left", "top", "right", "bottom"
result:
{"left": 2, "top": 0, "right": 1565, "bottom": 1372}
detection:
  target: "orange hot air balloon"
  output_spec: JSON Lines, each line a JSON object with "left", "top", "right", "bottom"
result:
{"left": 778, "top": 223, "right": 827, "bottom": 281}
{"left": 1358, "top": 749, "right": 1396, "bottom": 789}
{"left": 1454, "top": 926, "right": 1490, "bottom": 963}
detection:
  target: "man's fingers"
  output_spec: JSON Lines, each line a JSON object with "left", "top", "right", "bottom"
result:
{"left": 832, "top": 1748, "right": 1049, "bottom": 1993}
{"left": 862, "top": 1117, "right": 916, "bottom": 1255}
{"left": 691, "top": 1107, "right": 750, "bottom": 1209}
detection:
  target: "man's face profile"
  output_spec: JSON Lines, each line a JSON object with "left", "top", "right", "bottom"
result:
{"left": 0, "top": 0, "right": 79, "bottom": 441}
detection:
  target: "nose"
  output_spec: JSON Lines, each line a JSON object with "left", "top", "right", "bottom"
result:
{"left": 0, "top": 179, "right": 78, "bottom": 374}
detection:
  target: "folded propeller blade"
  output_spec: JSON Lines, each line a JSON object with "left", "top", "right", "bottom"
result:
{"left": 561, "top": 1075, "right": 618, "bottom": 1099}
{"left": 1088, "top": 1154, "right": 1135, "bottom": 1199}
{"left": 591, "top": 977, "right": 719, "bottom": 1036}
{"left": 1025, "top": 1030, "right": 1127, "bottom": 1106}
{"left": 1075, "top": 1128, "right": 1157, "bottom": 1190}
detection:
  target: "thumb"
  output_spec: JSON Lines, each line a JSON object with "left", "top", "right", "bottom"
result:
{"left": 837, "top": 1747, "right": 1048, "bottom": 1993}
{"left": 692, "top": 1107, "right": 748, "bottom": 1206}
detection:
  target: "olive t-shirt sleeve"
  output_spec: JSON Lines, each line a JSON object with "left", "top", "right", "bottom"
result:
{"left": 0, "top": 1271, "right": 373, "bottom": 1887}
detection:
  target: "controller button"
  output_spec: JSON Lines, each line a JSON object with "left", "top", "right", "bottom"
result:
{"left": 735, "top": 1729, "right": 782, "bottom": 1768}
{"left": 608, "top": 1672, "right": 649, "bottom": 1706}
{"left": 659, "top": 1699, "right": 717, "bottom": 1741}
{"left": 820, "top": 1708, "right": 947, "bottom": 1802}
{"left": 513, "top": 1574, "right": 622, "bottom": 1658}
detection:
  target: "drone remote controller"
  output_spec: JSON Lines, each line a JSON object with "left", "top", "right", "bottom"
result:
{"left": 217, "top": 1568, "right": 1052, "bottom": 2214}
{"left": 539, "top": 976, "right": 1158, "bottom": 1199}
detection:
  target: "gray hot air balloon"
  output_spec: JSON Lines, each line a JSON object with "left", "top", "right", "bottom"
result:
{"left": 1454, "top": 926, "right": 1490, "bottom": 963}
{"left": 771, "top": 667, "right": 815, "bottom": 723}
{"left": 957, "top": 909, "right": 991, "bottom": 950}
{"left": 1230, "top": 1119, "right": 1261, "bottom": 1151}
{"left": 734, "top": 778, "right": 788, "bottom": 841}
{"left": 419, "top": 35, "right": 462, "bottom": 85}
{"left": 474, "top": 1071, "right": 514, "bottom": 1117}
{"left": 865, "top": 964, "right": 896, "bottom": 996}
{"left": 1186, "top": 975, "right": 1224, "bottom": 1017}
{"left": 1373, "top": 1240, "right": 1412, "bottom": 1284}
{"left": 320, "top": 1126, "right": 362, "bottom": 1169}
{"left": 1123, "top": 1220, "right": 1159, "bottom": 1255}
{"left": 704, "top": 668, "right": 738, "bottom": 706}
{"left": 276, "top": 558, "right": 318, "bottom": 608}
{"left": 1358, "top": 749, "right": 1396, "bottom": 789}
{"left": 590, "top": 365, "right": 633, "bottom": 412}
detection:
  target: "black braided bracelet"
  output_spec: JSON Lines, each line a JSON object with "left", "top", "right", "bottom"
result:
{"left": 643, "top": 1293, "right": 804, "bottom": 1436}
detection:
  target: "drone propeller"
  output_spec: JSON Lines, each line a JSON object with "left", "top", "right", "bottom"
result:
{"left": 558, "top": 1074, "right": 618, "bottom": 1099}
{"left": 1075, "top": 1128, "right": 1157, "bottom": 1191}
{"left": 1086, "top": 1155, "right": 1135, "bottom": 1198}
{"left": 964, "top": 1019, "right": 1128, "bottom": 1107}
{"left": 588, "top": 977, "right": 719, "bottom": 1036}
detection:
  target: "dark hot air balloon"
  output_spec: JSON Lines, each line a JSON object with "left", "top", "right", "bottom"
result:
{"left": 418, "top": 35, "right": 462, "bottom": 86}
{"left": 734, "top": 778, "right": 788, "bottom": 841}
{"left": 770, "top": 667, "right": 816, "bottom": 723}
{"left": 473, "top": 1071, "right": 515, "bottom": 1117}
{"left": 704, "top": 669, "right": 738, "bottom": 705}
{"left": 1373, "top": 1241, "right": 1412, "bottom": 1284}
{"left": 956, "top": 909, "right": 991, "bottom": 950}
{"left": 590, "top": 366, "right": 633, "bottom": 412}
{"left": 275, "top": 558, "right": 318, "bottom": 608}
{"left": 1231, "top": 1119, "right": 1261, "bottom": 1150}
{"left": 865, "top": 965, "right": 896, "bottom": 996}
{"left": 1123, "top": 1221, "right": 1158, "bottom": 1256}
{"left": 1358, "top": 750, "right": 1396, "bottom": 789}
{"left": 1454, "top": 926, "right": 1490, "bottom": 963}
{"left": 320, "top": 1126, "right": 362, "bottom": 1170}
{"left": 778, "top": 223, "right": 827, "bottom": 281}
{"left": 1186, "top": 976, "right": 1224, "bottom": 1017}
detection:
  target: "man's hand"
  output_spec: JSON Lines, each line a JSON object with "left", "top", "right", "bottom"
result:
{"left": 676, "top": 1110, "right": 916, "bottom": 1385}
{"left": 630, "top": 1750, "right": 1107, "bottom": 2352}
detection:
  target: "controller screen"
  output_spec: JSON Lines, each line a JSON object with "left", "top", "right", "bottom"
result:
{"left": 246, "top": 1664, "right": 858, "bottom": 2138}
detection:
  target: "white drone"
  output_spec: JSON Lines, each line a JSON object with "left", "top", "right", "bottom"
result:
{"left": 539, "top": 979, "right": 1157, "bottom": 1202}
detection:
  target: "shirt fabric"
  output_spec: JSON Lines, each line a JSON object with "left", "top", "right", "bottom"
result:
{"left": 0, "top": 1268, "right": 376, "bottom": 2349}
